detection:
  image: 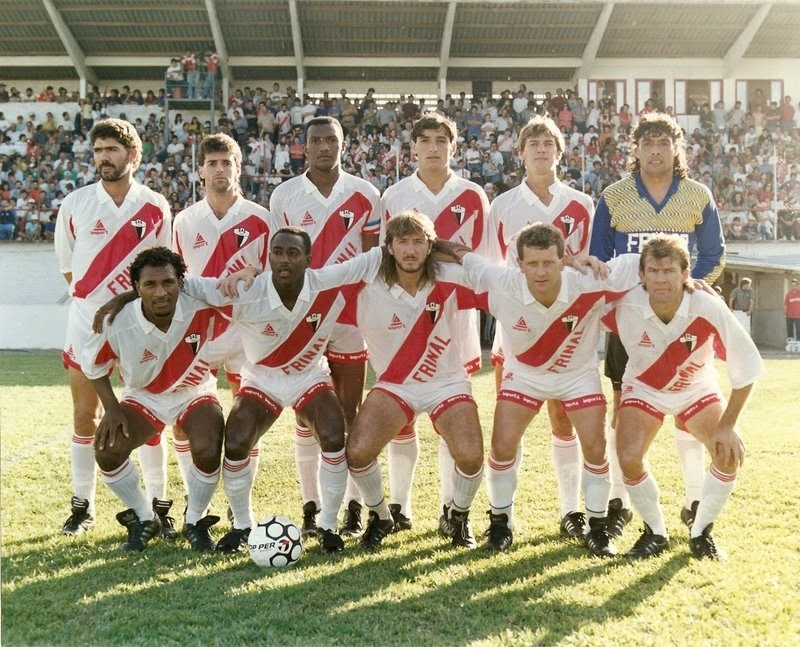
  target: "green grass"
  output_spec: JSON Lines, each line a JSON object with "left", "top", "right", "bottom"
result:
{"left": 1, "top": 349, "right": 799, "bottom": 646}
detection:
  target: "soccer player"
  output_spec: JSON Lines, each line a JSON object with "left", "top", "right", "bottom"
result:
{"left": 590, "top": 112, "right": 725, "bottom": 537}
{"left": 170, "top": 133, "right": 278, "bottom": 499}
{"left": 55, "top": 118, "right": 172, "bottom": 538}
{"left": 345, "top": 213, "right": 485, "bottom": 550}
{"left": 602, "top": 235, "right": 763, "bottom": 560}
{"left": 378, "top": 112, "right": 492, "bottom": 535}
{"left": 452, "top": 223, "right": 640, "bottom": 556}
{"left": 83, "top": 247, "right": 225, "bottom": 552}
{"left": 488, "top": 116, "right": 596, "bottom": 540}
{"left": 269, "top": 116, "right": 380, "bottom": 538}
{"left": 181, "top": 227, "right": 384, "bottom": 555}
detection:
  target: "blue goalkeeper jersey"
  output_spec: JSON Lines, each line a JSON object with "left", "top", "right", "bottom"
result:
{"left": 590, "top": 174, "right": 725, "bottom": 282}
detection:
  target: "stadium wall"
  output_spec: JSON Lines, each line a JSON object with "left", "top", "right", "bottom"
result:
{"left": 1, "top": 246, "right": 69, "bottom": 349}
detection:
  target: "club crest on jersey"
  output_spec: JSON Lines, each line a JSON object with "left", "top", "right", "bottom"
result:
{"left": 450, "top": 204, "right": 466, "bottom": 225}
{"left": 425, "top": 302, "right": 441, "bottom": 323}
{"left": 561, "top": 314, "right": 579, "bottom": 332}
{"left": 131, "top": 218, "right": 147, "bottom": 240}
{"left": 680, "top": 333, "right": 698, "bottom": 353}
{"left": 559, "top": 214, "right": 575, "bottom": 236}
{"left": 234, "top": 227, "right": 250, "bottom": 248}
{"left": 339, "top": 209, "right": 355, "bottom": 230}
{"left": 184, "top": 333, "right": 201, "bottom": 354}
{"left": 305, "top": 312, "right": 321, "bottom": 331}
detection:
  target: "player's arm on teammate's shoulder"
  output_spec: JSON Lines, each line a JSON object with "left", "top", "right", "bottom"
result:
{"left": 93, "top": 290, "right": 137, "bottom": 332}
{"left": 431, "top": 238, "right": 472, "bottom": 263}
{"left": 566, "top": 254, "right": 609, "bottom": 279}
{"left": 215, "top": 265, "right": 260, "bottom": 298}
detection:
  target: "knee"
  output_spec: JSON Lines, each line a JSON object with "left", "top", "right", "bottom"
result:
{"left": 95, "top": 447, "right": 126, "bottom": 473}
{"left": 345, "top": 434, "right": 372, "bottom": 469}
{"left": 616, "top": 445, "right": 643, "bottom": 477}
{"left": 223, "top": 428, "right": 254, "bottom": 461}
{"left": 316, "top": 422, "right": 345, "bottom": 453}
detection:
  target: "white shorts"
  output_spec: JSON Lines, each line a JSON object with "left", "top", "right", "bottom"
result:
{"left": 205, "top": 325, "right": 246, "bottom": 380}
{"left": 121, "top": 379, "right": 220, "bottom": 432}
{"left": 326, "top": 322, "right": 368, "bottom": 364}
{"left": 498, "top": 363, "right": 605, "bottom": 413}
{"left": 456, "top": 309, "right": 482, "bottom": 374}
{"left": 620, "top": 381, "right": 723, "bottom": 426}
{"left": 238, "top": 362, "right": 334, "bottom": 416}
{"left": 372, "top": 377, "right": 475, "bottom": 426}
{"left": 62, "top": 298, "right": 98, "bottom": 371}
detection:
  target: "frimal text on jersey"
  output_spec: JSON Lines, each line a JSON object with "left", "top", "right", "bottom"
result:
{"left": 547, "top": 328, "right": 585, "bottom": 371}
{"left": 106, "top": 268, "right": 133, "bottom": 295}
{"left": 667, "top": 361, "right": 705, "bottom": 392}
{"left": 282, "top": 337, "right": 327, "bottom": 374}
{"left": 178, "top": 358, "right": 211, "bottom": 389}
{"left": 412, "top": 335, "right": 451, "bottom": 382}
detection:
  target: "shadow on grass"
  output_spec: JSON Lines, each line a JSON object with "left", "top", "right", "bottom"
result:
{"left": 1, "top": 521, "right": 687, "bottom": 647}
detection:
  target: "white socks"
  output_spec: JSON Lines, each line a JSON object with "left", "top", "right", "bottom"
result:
{"left": 222, "top": 456, "right": 255, "bottom": 530}
{"left": 673, "top": 427, "right": 706, "bottom": 508}
{"left": 388, "top": 424, "right": 419, "bottom": 518}
{"left": 101, "top": 458, "right": 151, "bottom": 521}
{"left": 350, "top": 460, "right": 390, "bottom": 520}
{"left": 691, "top": 465, "right": 736, "bottom": 538}
{"left": 138, "top": 435, "right": 166, "bottom": 501}
{"left": 185, "top": 464, "right": 220, "bottom": 525}
{"left": 624, "top": 471, "right": 666, "bottom": 536}
{"left": 318, "top": 449, "right": 347, "bottom": 531}
{"left": 294, "top": 425, "right": 321, "bottom": 508}
{"left": 551, "top": 434, "right": 581, "bottom": 517}
{"left": 71, "top": 434, "right": 97, "bottom": 512}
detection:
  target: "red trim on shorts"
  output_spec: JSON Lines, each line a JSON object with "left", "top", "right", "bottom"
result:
{"left": 326, "top": 349, "right": 369, "bottom": 364}
{"left": 62, "top": 350, "right": 80, "bottom": 371}
{"left": 497, "top": 389, "right": 543, "bottom": 412}
{"left": 120, "top": 399, "right": 166, "bottom": 434}
{"left": 562, "top": 393, "right": 606, "bottom": 412}
{"left": 237, "top": 386, "right": 282, "bottom": 417}
{"left": 176, "top": 394, "right": 221, "bottom": 429}
{"left": 618, "top": 397, "right": 665, "bottom": 422}
{"left": 677, "top": 393, "right": 721, "bottom": 426}
{"left": 430, "top": 393, "right": 476, "bottom": 425}
{"left": 225, "top": 371, "right": 241, "bottom": 392}
{"left": 372, "top": 386, "right": 414, "bottom": 424}
{"left": 294, "top": 382, "right": 335, "bottom": 413}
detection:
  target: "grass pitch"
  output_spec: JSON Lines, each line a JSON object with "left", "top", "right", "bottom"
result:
{"left": 1, "top": 349, "right": 798, "bottom": 646}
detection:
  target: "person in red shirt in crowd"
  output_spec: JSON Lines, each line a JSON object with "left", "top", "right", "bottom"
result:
{"left": 785, "top": 277, "right": 800, "bottom": 340}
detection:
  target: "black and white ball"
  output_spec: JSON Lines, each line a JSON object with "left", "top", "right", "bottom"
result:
{"left": 248, "top": 515, "right": 303, "bottom": 567}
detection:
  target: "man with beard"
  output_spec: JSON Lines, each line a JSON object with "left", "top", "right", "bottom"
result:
{"left": 55, "top": 118, "right": 172, "bottom": 538}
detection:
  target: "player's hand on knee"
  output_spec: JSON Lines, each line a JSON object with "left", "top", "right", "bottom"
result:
{"left": 95, "top": 406, "right": 129, "bottom": 450}
{"left": 711, "top": 427, "right": 745, "bottom": 471}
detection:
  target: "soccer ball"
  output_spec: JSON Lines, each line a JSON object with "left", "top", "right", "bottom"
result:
{"left": 248, "top": 515, "right": 303, "bottom": 568}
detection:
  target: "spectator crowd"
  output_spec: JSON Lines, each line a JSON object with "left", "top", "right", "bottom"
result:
{"left": 2, "top": 79, "right": 800, "bottom": 243}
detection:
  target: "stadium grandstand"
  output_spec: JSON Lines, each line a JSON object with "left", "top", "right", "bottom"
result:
{"left": 1, "top": 0, "right": 799, "bottom": 349}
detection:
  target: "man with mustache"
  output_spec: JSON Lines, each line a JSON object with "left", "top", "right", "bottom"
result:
{"left": 55, "top": 118, "right": 172, "bottom": 540}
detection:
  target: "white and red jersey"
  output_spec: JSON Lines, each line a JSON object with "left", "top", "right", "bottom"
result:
{"left": 463, "top": 253, "right": 639, "bottom": 376}
{"left": 601, "top": 286, "right": 765, "bottom": 393}
{"left": 380, "top": 171, "right": 495, "bottom": 258}
{"left": 173, "top": 196, "right": 277, "bottom": 278}
{"left": 182, "top": 247, "right": 382, "bottom": 377}
{"left": 345, "top": 263, "right": 485, "bottom": 384}
{"left": 490, "top": 180, "right": 593, "bottom": 262}
{"left": 381, "top": 171, "right": 492, "bottom": 373}
{"left": 270, "top": 171, "right": 381, "bottom": 268}
{"left": 82, "top": 293, "right": 223, "bottom": 394}
{"left": 55, "top": 182, "right": 171, "bottom": 305}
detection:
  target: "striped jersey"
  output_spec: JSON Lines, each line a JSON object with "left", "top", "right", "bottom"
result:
{"left": 270, "top": 171, "right": 381, "bottom": 268}
{"left": 55, "top": 181, "right": 171, "bottom": 304}
{"left": 601, "top": 287, "right": 765, "bottom": 393}
{"left": 590, "top": 175, "right": 724, "bottom": 282}
{"left": 82, "top": 293, "right": 221, "bottom": 394}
